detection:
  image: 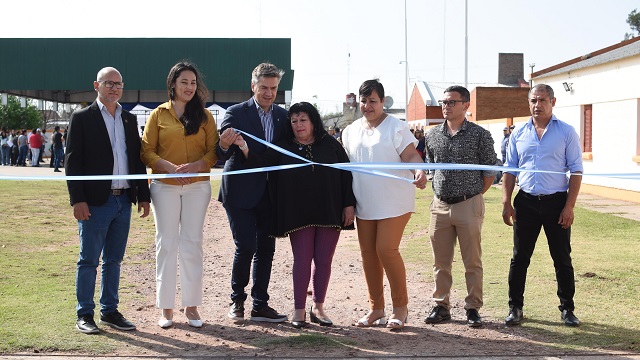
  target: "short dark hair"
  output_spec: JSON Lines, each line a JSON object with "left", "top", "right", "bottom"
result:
{"left": 285, "top": 102, "right": 326, "bottom": 140}
{"left": 54, "top": 126, "right": 60, "bottom": 131}
{"left": 529, "top": 84, "right": 555, "bottom": 99}
{"left": 359, "top": 79, "right": 385, "bottom": 100}
{"left": 444, "top": 85, "right": 470, "bottom": 102}
{"left": 251, "top": 63, "right": 284, "bottom": 84}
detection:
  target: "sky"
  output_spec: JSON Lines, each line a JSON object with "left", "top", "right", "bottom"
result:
{"left": 2, "top": 0, "right": 638, "bottom": 114}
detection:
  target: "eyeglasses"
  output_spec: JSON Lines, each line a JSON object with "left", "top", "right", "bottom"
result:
{"left": 97, "top": 80, "right": 125, "bottom": 89}
{"left": 438, "top": 100, "right": 466, "bottom": 107}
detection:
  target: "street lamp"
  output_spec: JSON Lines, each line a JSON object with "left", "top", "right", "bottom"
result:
{"left": 403, "top": 0, "right": 408, "bottom": 119}
{"left": 529, "top": 63, "right": 535, "bottom": 87}
{"left": 400, "top": 61, "right": 408, "bottom": 119}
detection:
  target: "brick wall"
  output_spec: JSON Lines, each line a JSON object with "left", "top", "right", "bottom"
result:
{"left": 469, "top": 87, "right": 530, "bottom": 121}
{"left": 407, "top": 84, "right": 425, "bottom": 121}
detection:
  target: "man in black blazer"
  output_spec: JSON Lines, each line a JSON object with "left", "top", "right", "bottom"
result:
{"left": 217, "top": 63, "right": 288, "bottom": 323}
{"left": 65, "top": 67, "right": 151, "bottom": 334}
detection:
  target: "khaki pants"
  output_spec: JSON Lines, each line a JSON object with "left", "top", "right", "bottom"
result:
{"left": 356, "top": 213, "right": 411, "bottom": 310}
{"left": 429, "top": 195, "right": 484, "bottom": 310}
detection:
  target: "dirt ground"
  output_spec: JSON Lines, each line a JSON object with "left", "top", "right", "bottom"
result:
{"left": 78, "top": 197, "right": 634, "bottom": 359}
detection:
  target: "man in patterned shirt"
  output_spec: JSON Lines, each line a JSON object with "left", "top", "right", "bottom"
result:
{"left": 424, "top": 85, "right": 498, "bottom": 328}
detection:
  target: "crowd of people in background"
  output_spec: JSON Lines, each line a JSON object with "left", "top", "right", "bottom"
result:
{"left": 0, "top": 126, "right": 67, "bottom": 167}
{"left": 3, "top": 64, "right": 582, "bottom": 335}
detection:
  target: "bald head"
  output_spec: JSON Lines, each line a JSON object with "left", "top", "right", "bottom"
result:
{"left": 97, "top": 67, "right": 122, "bottom": 81}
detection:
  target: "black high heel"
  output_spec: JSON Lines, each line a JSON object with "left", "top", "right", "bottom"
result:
{"left": 291, "top": 318, "right": 307, "bottom": 329}
{"left": 309, "top": 305, "right": 333, "bottom": 326}
{"left": 291, "top": 309, "right": 307, "bottom": 329}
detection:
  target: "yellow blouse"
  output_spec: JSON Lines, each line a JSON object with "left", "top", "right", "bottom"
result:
{"left": 141, "top": 101, "right": 219, "bottom": 185}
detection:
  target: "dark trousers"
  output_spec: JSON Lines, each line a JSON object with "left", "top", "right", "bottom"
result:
{"left": 224, "top": 191, "right": 275, "bottom": 310}
{"left": 508, "top": 191, "right": 575, "bottom": 311}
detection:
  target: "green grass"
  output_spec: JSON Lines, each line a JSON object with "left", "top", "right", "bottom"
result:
{"left": 0, "top": 181, "right": 154, "bottom": 353}
{"left": 404, "top": 186, "right": 640, "bottom": 352}
{"left": 1, "top": 180, "right": 639, "bottom": 353}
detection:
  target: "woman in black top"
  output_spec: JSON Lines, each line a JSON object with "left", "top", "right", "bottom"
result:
{"left": 233, "top": 102, "right": 355, "bottom": 328}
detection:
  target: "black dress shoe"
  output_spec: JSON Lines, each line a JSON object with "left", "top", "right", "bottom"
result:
{"left": 561, "top": 309, "right": 580, "bottom": 327}
{"left": 466, "top": 309, "right": 483, "bottom": 327}
{"left": 76, "top": 315, "right": 100, "bottom": 334}
{"left": 309, "top": 305, "right": 333, "bottom": 326}
{"left": 505, "top": 306, "right": 523, "bottom": 325}
{"left": 425, "top": 305, "right": 451, "bottom": 324}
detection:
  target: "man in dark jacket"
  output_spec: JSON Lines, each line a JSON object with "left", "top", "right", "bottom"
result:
{"left": 65, "top": 67, "right": 150, "bottom": 334}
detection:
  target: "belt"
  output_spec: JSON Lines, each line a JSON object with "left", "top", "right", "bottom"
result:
{"left": 110, "top": 188, "right": 127, "bottom": 196}
{"left": 437, "top": 193, "right": 479, "bottom": 205}
{"left": 521, "top": 191, "right": 566, "bottom": 200}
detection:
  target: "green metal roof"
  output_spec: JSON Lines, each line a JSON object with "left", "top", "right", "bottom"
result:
{"left": 0, "top": 38, "right": 293, "bottom": 92}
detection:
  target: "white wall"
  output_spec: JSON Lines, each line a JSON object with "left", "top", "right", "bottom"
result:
{"left": 535, "top": 54, "right": 640, "bottom": 192}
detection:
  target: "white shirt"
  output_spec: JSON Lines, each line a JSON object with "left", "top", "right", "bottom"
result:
{"left": 97, "top": 99, "right": 129, "bottom": 189}
{"left": 342, "top": 115, "right": 417, "bottom": 220}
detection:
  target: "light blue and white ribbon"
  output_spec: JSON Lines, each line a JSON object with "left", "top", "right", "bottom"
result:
{"left": 1, "top": 128, "right": 639, "bottom": 181}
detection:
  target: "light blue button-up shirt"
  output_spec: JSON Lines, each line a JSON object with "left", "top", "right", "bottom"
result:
{"left": 255, "top": 99, "right": 274, "bottom": 143}
{"left": 505, "top": 115, "right": 583, "bottom": 196}
{"left": 97, "top": 99, "right": 129, "bottom": 190}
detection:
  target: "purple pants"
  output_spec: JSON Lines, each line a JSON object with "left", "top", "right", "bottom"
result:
{"left": 289, "top": 226, "right": 340, "bottom": 309}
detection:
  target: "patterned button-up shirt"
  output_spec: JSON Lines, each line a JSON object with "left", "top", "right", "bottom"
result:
{"left": 425, "top": 119, "right": 498, "bottom": 198}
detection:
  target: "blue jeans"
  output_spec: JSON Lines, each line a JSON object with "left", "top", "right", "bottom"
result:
{"left": 0, "top": 146, "right": 9, "bottom": 165}
{"left": 76, "top": 194, "right": 132, "bottom": 317}
{"left": 18, "top": 145, "right": 28, "bottom": 165}
{"left": 53, "top": 148, "right": 64, "bottom": 170}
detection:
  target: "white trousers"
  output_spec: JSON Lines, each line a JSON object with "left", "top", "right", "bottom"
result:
{"left": 150, "top": 180, "right": 211, "bottom": 309}
{"left": 30, "top": 147, "right": 40, "bottom": 166}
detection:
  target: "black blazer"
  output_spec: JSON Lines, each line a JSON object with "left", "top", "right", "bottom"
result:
{"left": 216, "top": 97, "right": 287, "bottom": 209}
{"left": 65, "top": 101, "right": 151, "bottom": 206}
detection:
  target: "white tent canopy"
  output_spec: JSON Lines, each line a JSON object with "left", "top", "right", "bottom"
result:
{"left": 129, "top": 103, "right": 226, "bottom": 133}
{"left": 130, "top": 104, "right": 153, "bottom": 135}
{"left": 207, "top": 104, "right": 226, "bottom": 129}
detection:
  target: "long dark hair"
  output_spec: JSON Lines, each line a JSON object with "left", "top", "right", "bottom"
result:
{"left": 166, "top": 61, "right": 209, "bottom": 136}
{"left": 284, "top": 102, "right": 327, "bottom": 141}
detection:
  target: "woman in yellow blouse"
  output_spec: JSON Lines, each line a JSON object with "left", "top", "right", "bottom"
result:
{"left": 141, "top": 61, "right": 219, "bottom": 329}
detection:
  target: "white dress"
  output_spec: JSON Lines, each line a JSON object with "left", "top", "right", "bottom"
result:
{"left": 342, "top": 115, "right": 418, "bottom": 220}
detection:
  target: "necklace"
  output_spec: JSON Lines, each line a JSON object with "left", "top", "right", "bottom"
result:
{"left": 363, "top": 114, "right": 386, "bottom": 136}
{"left": 293, "top": 139, "right": 315, "bottom": 171}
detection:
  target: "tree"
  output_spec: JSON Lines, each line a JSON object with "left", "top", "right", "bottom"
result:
{"left": 0, "top": 95, "right": 43, "bottom": 130}
{"left": 624, "top": 8, "right": 640, "bottom": 40}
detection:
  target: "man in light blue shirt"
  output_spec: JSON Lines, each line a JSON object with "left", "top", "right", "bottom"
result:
{"left": 501, "top": 84, "right": 583, "bottom": 327}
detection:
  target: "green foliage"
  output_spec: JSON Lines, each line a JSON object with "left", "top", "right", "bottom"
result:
{"left": 625, "top": 8, "right": 640, "bottom": 40}
{"left": 0, "top": 96, "right": 43, "bottom": 130}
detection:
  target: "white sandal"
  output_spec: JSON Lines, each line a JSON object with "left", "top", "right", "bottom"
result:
{"left": 355, "top": 314, "right": 387, "bottom": 327}
{"left": 386, "top": 315, "right": 408, "bottom": 330}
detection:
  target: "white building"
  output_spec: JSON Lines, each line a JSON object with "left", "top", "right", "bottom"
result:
{"left": 529, "top": 36, "right": 640, "bottom": 198}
